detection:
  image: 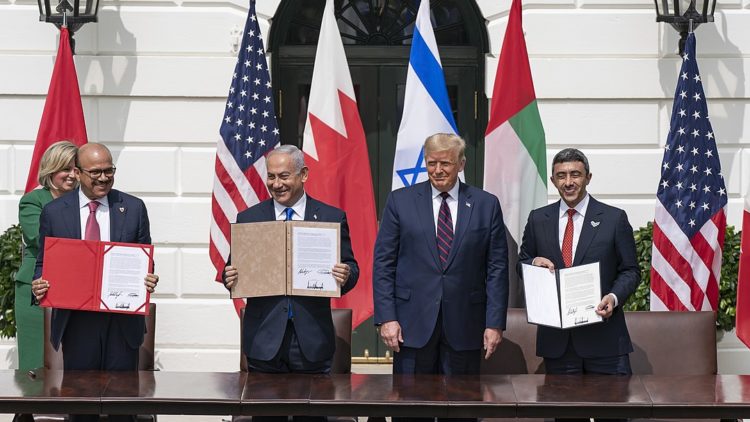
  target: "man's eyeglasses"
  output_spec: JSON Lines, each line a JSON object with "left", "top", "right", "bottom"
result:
{"left": 78, "top": 167, "right": 116, "bottom": 178}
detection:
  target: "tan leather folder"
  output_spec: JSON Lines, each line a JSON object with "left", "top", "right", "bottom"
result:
{"left": 230, "top": 221, "right": 341, "bottom": 299}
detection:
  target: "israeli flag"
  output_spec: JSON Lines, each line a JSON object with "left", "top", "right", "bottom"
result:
{"left": 391, "top": 0, "right": 458, "bottom": 190}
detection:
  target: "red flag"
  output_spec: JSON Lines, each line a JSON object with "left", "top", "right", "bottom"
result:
{"left": 25, "top": 27, "right": 88, "bottom": 193}
{"left": 736, "top": 198, "right": 750, "bottom": 347}
{"left": 302, "top": 0, "right": 377, "bottom": 328}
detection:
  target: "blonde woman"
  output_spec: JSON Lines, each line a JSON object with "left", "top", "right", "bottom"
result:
{"left": 15, "top": 140, "right": 79, "bottom": 371}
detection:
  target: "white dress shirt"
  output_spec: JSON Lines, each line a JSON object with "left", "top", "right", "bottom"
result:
{"left": 557, "top": 193, "right": 617, "bottom": 306}
{"left": 430, "top": 182, "right": 459, "bottom": 235}
{"left": 273, "top": 193, "right": 307, "bottom": 221}
{"left": 557, "top": 193, "right": 590, "bottom": 259}
{"left": 78, "top": 189, "right": 110, "bottom": 241}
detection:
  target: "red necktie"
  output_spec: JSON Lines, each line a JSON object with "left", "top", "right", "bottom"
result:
{"left": 437, "top": 192, "right": 454, "bottom": 269}
{"left": 562, "top": 208, "right": 575, "bottom": 267}
{"left": 85, "top": 201, "right": 101, "bottom": 241}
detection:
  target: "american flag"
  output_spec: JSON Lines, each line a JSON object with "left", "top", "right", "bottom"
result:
{"left": 650, "top": 32, "right": 727, "bottom": 312}
{"left": 210, "top": 0, "right": 279, "bottom": 290}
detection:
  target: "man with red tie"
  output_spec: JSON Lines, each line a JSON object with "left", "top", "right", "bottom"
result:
{"left": 31, "top": 144, "right": 158, "bottom": 414}
{"left": 519, "top": 148, "right": 639, "bottom": 421}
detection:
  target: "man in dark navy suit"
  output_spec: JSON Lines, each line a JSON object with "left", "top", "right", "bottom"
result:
{"left": 519, "top": 148, "right": 639, "bottom": 422}
{"left": 223, "top": 144, "right": 358, "bottom": 378}
{"left": 373, "top": 133, "right": 509, "bottom": 379}
{"left": 32, "top": 143, "right": 159, "bottom": 422}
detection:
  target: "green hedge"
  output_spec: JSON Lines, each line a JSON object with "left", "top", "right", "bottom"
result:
{"left": 0, "top": 224, "right": 22, "bottom": 339}
{"left": 623, "top": 222, "right": 742, "bottom": 332}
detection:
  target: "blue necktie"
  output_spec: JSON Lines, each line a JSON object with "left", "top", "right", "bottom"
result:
{"left": 284, "top": 207, "right": 295, "bottom": 319}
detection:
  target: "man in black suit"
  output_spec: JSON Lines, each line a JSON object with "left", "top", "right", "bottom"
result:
{"left": 32, "top": 143, "right": 159, "bottom": 422}
{"left": 224, "top": 144, "right": 358, "bottom": 377}
{"left": 519, "top": 148, "right": 639, "bottom": 422}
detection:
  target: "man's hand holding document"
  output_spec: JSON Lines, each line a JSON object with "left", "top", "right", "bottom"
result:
{"left": 522, "top": 262, "right": 604, "bottom": 329}
{"left": 230, "top": 221, "right": 341, "bottom": 298}
{"left": 39, "top": 237, "right": 154, "bottom": 315}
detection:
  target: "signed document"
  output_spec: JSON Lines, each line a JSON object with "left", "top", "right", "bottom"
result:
{"left": 99, "top": 245, "right": 151, "bottom": 312}
{"left": 230, "top": 221, "right": 341, "bottom": 299}
{"left": 521, "top": 262, "right": 602, "bottom": 329}
{"left": 291, "top": 225, "right": 339, "bottom": 294}
{"left": 41, "top": 237, "right": 153, "bottom": 315}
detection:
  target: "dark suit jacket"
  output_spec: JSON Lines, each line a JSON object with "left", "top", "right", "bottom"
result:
{"left": 373, "top": 181, "right": 509, "bottom": 351}
{"left": 518, "top": 196, "right": 639, "bottom": 359}
{"left": 34, "top": 188, "right": 152, "bottom": 351}
{"left": 231, "top": 196, "right": 359, "bottom": 363}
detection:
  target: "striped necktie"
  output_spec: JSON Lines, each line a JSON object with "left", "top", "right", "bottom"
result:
{"left": 437, "top": 192, "right": 453, "bottom": 269}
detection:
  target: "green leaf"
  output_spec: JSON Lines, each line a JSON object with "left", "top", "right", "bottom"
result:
{"left": 0, "top": 224, "right": 22, "bottom": 338}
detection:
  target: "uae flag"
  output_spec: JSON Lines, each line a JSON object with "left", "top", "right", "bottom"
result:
{"left": 483, "top": 0, "right": 546, "bottom": 304}
{"left": 302, "top": 0, "right": 378, "bottom": 328}
{"left": 483, "top": 0, "right": 547, "bottom": 251}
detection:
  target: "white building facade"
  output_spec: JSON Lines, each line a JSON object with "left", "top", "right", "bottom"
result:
{"left": 0, "top": 0, "right": 749, "bottom": 373}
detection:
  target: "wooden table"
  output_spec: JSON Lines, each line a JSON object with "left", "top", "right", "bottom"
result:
{"left": 2, "top": 370, "right": 749, "bottom": 419}
{"left": 512, "top": 374, "right": 651, "bottom": 419}
{"left": 102, "top": 371, "right": 246, "bottom": 415}
{"left": 642, "top": 374, "right": 750, "bottom": 420}
{"left": 0, "top": 370, "right": 108, "bottom": 415}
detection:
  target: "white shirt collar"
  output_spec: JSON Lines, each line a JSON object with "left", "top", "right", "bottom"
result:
{"left": 273, "top": 193, "right": 307, "bottom": 220}
{"left": 559, "top": 193, "right": 589, "bottom": 218}
{"left": 78, "top": 189, "right": 109, "bottom": 209}
{"left": 430, "top": 182, "right": 460, "bottom": 201}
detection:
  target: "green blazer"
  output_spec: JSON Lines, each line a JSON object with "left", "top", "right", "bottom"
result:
{"left": 15, "top": 188, "right": 54, "bottom": 284}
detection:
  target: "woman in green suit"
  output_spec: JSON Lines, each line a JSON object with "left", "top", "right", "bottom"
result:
{"left": 15, "top": 141, "right": 78, "bottom": 370}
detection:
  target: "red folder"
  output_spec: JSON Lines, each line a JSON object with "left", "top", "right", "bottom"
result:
{"left": 40, "top": 237, "right": 154, "bottom": 315}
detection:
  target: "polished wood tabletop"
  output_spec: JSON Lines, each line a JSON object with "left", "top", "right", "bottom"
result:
{"left": 512, "top": 374, "right": 652, "bottom": 419}
{"left": 0, "top": 370, "right": 108, "bottom": 414}
{"left": 444, "top": 375, "right": 517, "bottom": 418}
{"left": 642, "top": 374, "right": 750, "bottom": 419}
{"left": 0, "top": 370, "right": 748, "bottom": 418}
{"left": 308, "top": 374, "right": 453, "bottom": 417}
{"left": 242, "top": 373, "right": 313, "bottom": 416}
{"left": 101, "top": 370, "right": 246, "bottom": 415}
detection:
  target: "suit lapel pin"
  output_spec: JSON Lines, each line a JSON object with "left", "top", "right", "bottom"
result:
{"left": 591, "top": 221, "right": 600, "bottom": 227}
{"left": 313, "top": 214, "right": 318, "bottom": 220}
{"left": 119, "top": 207, "right": 125, "bottom": 213}
{"left": 465, "top": 202, "right": 471, "bottom": 208}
